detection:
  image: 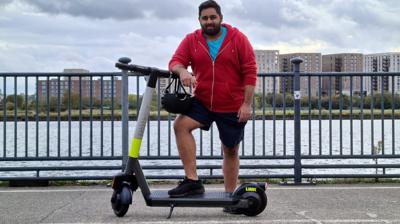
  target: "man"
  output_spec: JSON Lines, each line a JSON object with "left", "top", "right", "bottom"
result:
{"left": 168, "top": 0, "right": 257, "bottom": 207}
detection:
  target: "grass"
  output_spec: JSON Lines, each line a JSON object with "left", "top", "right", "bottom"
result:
{"left": 49, "top": 180, "right": 112, "bottom": 186}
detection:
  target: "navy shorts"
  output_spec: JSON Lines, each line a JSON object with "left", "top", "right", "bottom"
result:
{"left": 183, "top": 98, "right": 247, "bottom": 149}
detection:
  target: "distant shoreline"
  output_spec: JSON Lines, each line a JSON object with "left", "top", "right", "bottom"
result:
{"left": 1, "top": 109, "right": 399, "bottom": 121}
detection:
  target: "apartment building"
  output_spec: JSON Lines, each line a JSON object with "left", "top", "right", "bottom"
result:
{"left": 364, "top": 52, "right": 400, "bottom": 94}
{"left": 322, "top": 53, "right": 363, "bottom": 95}
{"left": 254, "top": 50, "right": 280, "bottom": 95}
{"left": 37, "top": 69, "right": 122, "bottom": 103}
{"left": 279, "top": 53, "right": 321, "bottom": 97}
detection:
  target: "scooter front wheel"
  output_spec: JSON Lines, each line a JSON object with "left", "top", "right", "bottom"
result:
{"left": 111, "top": 185, "right": 132, "bottom": 217}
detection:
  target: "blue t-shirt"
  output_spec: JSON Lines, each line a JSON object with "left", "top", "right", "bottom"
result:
{"left": 206, "top": 26, "right": 227, "bottom": 61}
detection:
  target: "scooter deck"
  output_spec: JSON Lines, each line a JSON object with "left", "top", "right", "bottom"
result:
{"left": 148, "top": 191, "right": 239, "bottom": 207}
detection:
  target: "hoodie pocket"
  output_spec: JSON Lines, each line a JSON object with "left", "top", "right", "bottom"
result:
{"left": 212, "top": 82, "right": 235, "bottom": 107}
{"left": 194, "top": 81, "right": 212, "bottom": 107}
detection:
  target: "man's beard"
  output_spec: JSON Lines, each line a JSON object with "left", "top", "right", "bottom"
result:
{"left": 202, "top": 23, "right": 221, "bottom": 36}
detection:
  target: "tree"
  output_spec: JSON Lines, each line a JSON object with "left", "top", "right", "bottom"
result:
{"left": 62, "top": 91, "right": 81, "bottom": 109}
{"left": 49, "top": 96, "right": 58, "bottom": 112}
{"left": 128, "top": 94, "right": 141, "bottom": 110}
{"left": 6, "top": 94, "right": 24, "bottom": 109}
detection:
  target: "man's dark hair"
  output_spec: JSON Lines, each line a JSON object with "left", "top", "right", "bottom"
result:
{"left": 198, "top": 0, "right": 222, "bottom": 17}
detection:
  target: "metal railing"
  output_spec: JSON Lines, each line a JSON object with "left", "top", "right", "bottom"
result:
{"left": 0, "top": 59, "right": 399, "bottom": 182}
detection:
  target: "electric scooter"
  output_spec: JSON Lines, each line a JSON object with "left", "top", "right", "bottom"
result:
{"left": 110, "top": 57, "right": 268, "bottom": 218}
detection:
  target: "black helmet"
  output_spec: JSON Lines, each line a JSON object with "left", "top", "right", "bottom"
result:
{"left": 161, "top": 76, "right": 193, "bottom": 114}
{"left": 161, "top": 92, "right": 192, "bottom": 114}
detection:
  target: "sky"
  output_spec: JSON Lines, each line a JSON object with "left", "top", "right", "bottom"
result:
{"left": 0, "top": 0, "right": 400, "bottom": 93}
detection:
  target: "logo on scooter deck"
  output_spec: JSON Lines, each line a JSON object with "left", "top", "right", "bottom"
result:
{"left": 245, "top": 187, "right": 257, "bottom": 192}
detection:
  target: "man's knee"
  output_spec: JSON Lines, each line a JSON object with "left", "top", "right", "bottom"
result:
{"left": 173, "top": 116, "right": 184, "bottom": 132}
{"left": 223, "top": 144, "right": 239, "bottom": 157}
{"left": 174, "top": 115, "right": 200, "bottom": 133}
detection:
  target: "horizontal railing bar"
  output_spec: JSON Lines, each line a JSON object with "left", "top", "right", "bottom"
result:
{"left": 4, "top": 164, "right": 399, "bottom": 172}
{"left": 3, "top": 164, "right": 400, "bottom": 172}
{"left": 0, "top": 156, "right": 295, "bottom": 161}
{"left": 0, "top": 164, "right": 295, "bottom": 171}
{"left": 128, "top": 175, "right": 295, "bottom": 179}
{"left": 257, "top": 72, "right": 400, "bottom": 77}
{"left": 0, "top": 175, "right": 295, "bottom": 181}
{"left": 2, "top": 155, "right": 400, "bottom": 162}
{"left": 301, "top": 155, "right": 400, "bottom": 159}
{"left": 1, "top": 72, "right": 399, "bottom": 77}
{"left": 0, "top": 166, "right": 121, "bottom": 171}
{"left": 303, "top": 174, "right": 400, "bottom": 179}
{"left": 0, "top": 157, "right": 122, "bottom": 161}
{"left": 1, "top": 176, "right": 116, "bottom": 181}
{"left": 0, "top": 72, "right": 121, "bottom": 77}
{"left": 3, "top": 173, "right": 400, "bottom": 181}
{"left": 302, "top": 164, "right": 400, "bottom": 169}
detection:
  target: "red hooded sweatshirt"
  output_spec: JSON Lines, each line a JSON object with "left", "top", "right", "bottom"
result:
{"left": 169, "top": 23, "right": 257, "bottom": 113}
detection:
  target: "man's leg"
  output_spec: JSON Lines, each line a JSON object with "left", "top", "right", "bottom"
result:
{"left": 222, "top": 143, "right": 240, "bottom": 193}
{"left": 174, "top": 114, "right": 203, "bottom": 180}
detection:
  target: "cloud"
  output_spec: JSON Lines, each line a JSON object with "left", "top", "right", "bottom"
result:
{"left": 0, "top": 0, "right": 13, "bottom": 7}
{"left": 1, "top": 0, "right": 399, "bottom": 95}
{"left": 225, "top": 0, "right": 313, "bottom": 29}
{"left": 229, "top": 0, "right": 400, "bottom": 54}
{"left": 0, "top": 0, "right": 399, "bottom": 74}
{"left": 5, "top": 0, "right": 195, "bottom": 20}
{"left": 330, "top": 0, "right": 400, "bottom": 28}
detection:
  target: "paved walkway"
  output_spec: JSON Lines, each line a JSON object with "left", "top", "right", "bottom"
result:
{"left": 1, "top": 183, "right": 400, "bottom": 223}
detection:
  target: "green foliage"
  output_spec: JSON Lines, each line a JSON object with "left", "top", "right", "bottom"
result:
{"left": 6, "top": 94, "right": 24, "bottom": 109}
{"left": 257, "top": 93, "right": 400, "bottom": 110}
{"left": 2, "top": 91, "right": 399, "bottom": 117}
{"left": 128, "top": 94, "right": 141, "bottom": 110}
{"left": 150, "top": 94, "right": 161, "bottom": 111}
{"left": 49, "top": 96, "right": 58, "bottom": 112}
{"left": 6, "top": 102, "right": 14, "bottom": 110}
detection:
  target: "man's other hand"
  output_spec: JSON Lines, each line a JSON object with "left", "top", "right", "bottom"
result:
{"left": 237, "top": 103, "right": 252, "bottom": 122}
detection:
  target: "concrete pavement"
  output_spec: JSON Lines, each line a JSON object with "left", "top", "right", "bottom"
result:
{"left": 1, "top": 183, "right": 400, "bottom": 223}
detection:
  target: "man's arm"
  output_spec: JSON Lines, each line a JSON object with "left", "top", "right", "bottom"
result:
{"left": 171, "top": 64, "right": 196, "bottom": 87}
{"left": 237, "top": 32, "right": 257, "bottom": 122}
{"left": 169, "top": 35, "right": 196, "bottom": 87}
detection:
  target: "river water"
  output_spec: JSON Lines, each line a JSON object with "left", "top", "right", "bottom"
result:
{"left": 1, "top": 119, "right": 399, "bottom": 177}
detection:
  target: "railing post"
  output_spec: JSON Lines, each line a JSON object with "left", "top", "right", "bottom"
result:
{"left": 118, "top": 57, "right": 131, "bottom": 170}
{"left": 291, "top": 57, "right": 303, "bottom": 184}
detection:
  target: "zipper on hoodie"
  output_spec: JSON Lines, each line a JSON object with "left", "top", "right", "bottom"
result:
{"left": 198, "top": 40, "right": 231, "bottom": 111}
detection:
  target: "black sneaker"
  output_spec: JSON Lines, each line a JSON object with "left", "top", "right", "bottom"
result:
{"left": 168, "top": 177, "right": 205, "bottom": 198}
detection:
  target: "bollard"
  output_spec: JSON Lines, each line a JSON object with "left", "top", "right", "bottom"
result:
{"left": 118, "top": 57, "right": 131, "bottom": 170}
{"left": 291, "top": 57, "right": 303, "bottom": 184}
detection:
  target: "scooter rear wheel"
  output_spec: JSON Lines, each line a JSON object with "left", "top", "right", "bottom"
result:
{"left": 111, "top": 185, "right": 131, "bottom": 217}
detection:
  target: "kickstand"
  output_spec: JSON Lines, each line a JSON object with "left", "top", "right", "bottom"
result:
{"left": 167, "top": 204, "right": 175, "bottom": 219}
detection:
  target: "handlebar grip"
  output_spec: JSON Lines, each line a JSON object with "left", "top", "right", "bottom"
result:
{"left": 116, "top": 62, "right": 179, "bottom": 79}
{"left": 115, "top": 62, "right": 151, "bottom": 74}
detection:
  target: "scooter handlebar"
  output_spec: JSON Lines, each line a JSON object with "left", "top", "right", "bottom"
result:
{"left": 115, "top": 61, "right": 178, "bottom": 79}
